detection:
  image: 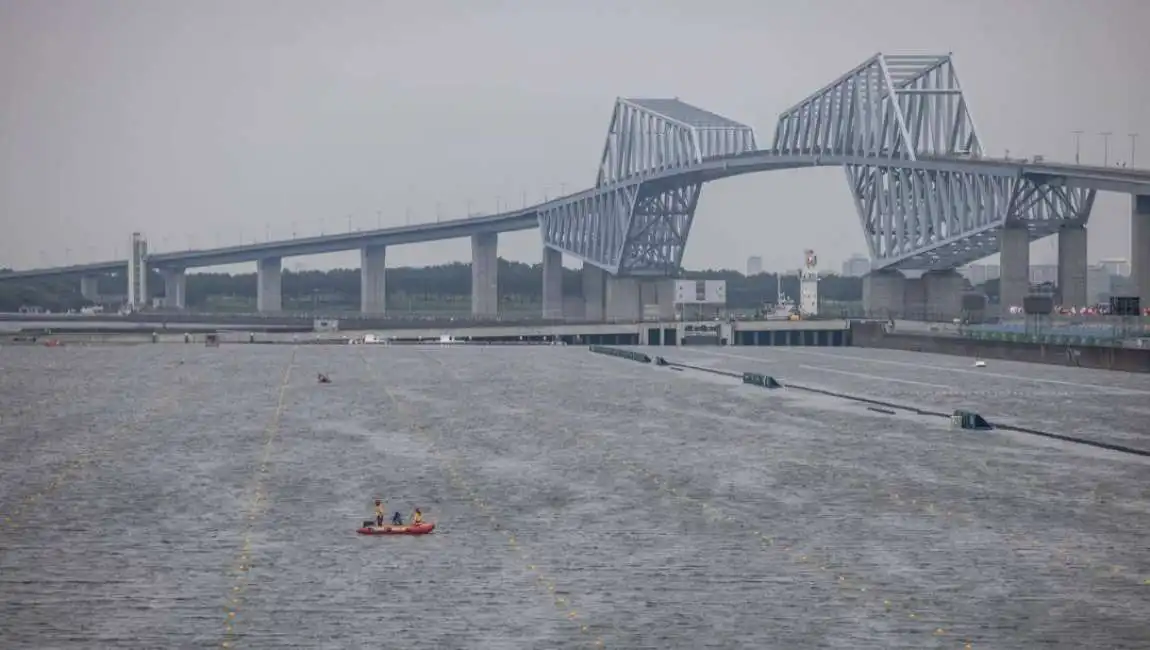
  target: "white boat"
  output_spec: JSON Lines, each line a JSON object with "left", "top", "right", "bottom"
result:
{"left": 765, "top": 297, "right": 797, "bottom": 320}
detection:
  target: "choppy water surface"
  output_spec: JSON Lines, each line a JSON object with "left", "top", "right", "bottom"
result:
{"left": 1, "top": 343, "right": 1148, "bottom": 649}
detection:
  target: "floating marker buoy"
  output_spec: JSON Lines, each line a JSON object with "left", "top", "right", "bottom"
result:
{"left": 951, "top": 409, "right": 993, "bottom": 430}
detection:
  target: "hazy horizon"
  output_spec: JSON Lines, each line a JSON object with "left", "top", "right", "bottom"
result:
{"left": 2, "top": 0, "right": 1148, "bottom": 276}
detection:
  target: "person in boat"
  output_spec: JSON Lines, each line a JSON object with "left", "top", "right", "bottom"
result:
{"left": 374, "top": 499, "right": 385, "bottom": 527}
{"left": 317, "top": 373, "right": 331, "bottom": 384}
{"left": 411, "top": 508, "right": 423, "bottom": 525}
{"left": 391, "top": 511, "right": 403, "bottom": 525}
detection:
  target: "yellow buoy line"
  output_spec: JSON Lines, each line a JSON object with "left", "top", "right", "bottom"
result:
{"left": 360, "top": 350, "right": 610, "bottom": 649}
{"left": 221, "top": 348, "right": 296, "bottom": 649}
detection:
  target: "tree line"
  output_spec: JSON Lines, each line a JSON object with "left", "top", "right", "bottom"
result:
{"left": 0, "top": 260, "right": 869, "bottom": 312}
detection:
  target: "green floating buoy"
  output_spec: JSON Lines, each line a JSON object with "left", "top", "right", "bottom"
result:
{"left": 951, "top": 409, "right": 993, "bottom": 430}
{"left": 742, "top": 372, "right": 782, "bottom": 389}
{"left": 588, "top": 345, "right": 651, "bottom": 363}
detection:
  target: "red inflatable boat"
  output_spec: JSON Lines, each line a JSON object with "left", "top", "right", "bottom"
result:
{"left": 356, "top": 522, "right": 435, "bottom": 536}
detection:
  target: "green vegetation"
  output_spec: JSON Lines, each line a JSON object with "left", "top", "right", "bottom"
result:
{"left": 0, "top": 260, "right": 868, "bottom": 313}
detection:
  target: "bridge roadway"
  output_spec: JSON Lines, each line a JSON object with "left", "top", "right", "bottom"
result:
{"left": 4, "top": 150, "right": 1149, "bottom": 282}
{"left": 5, "top": 51, "right": 1150, "bottom": 318}
{"left": 4, "top": 149, "right": 1149, "bottom": 322}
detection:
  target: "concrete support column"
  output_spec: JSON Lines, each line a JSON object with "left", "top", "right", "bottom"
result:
{"left": 999, "top": 225, "right": 1030, "bottom": 312}
{"left": 256, "top": 257, "right": 282, "bottom": 313}
{"left": 542, "top": 246, "right": 563, "bottom": 319}
{"left": 161, "top": 268, "right": 186, "bottom": 310}
{"left": 605, "top": 276, "right": 641, "bottom": 321}
{"left": 470, "top": 233, "right": 498, "bottom": 317}
{"left": 360, "top": 244, "right": 387, "bottom": 314}
{"left": 80, "top": 275, "right": 100, "bottom": 303}
{"left": 922, "top": 270, "right": 964, "bottom": 321}
{"left": 862, "top": 270, "right": 906, "bottom": 318}
{"left": 639, "top": 278, "right": 675, "bottom": 321}
{"left": 1133, "top": 195, "right": 1150, "bottom": 308}
{"left": 1057, "top": 224, "right": 1088, "bottom": 308}
{"left": 582, "top": 263, "right": 605, "bottom": 321}
{"left": 903, "top": 275, "right": 926, "bottom": 320}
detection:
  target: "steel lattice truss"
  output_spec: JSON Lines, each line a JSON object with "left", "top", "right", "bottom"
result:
{"left": 538, "top": 53, "right": 1099, "bottom": 276}
{"left": 850, "top": 167, "right": 1096, "bottom": 270}
{"left": 776, "top": 53, "right": 1095, "bottom": 270}
{"left": 775, "top": 54, "right": 983, "bottom": 159}
{"left": 538, "top": 98, "right": 756, "bottom": 275}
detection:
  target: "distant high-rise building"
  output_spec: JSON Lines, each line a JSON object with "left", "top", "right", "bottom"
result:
{"left": 840, "top": 254, "right": 870, "bottom": 277}
{"left": 1099, "top": 258, "right": 1131, "bottom": 277}
{"left": 746, "top": 256, "right": 763, "bottom": 276}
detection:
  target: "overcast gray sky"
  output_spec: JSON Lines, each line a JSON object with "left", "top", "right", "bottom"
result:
{"left": 2, "top": 0, "right": 1148, "bottom": 275}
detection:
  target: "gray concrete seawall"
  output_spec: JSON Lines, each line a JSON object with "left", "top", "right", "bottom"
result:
{"left": 849, "top": 321, "right": 1150, "bottom": 373}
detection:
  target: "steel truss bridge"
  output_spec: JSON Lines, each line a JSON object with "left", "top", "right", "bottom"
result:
{"left": 5, "top": 52, "right": 1150, "bottom": 283}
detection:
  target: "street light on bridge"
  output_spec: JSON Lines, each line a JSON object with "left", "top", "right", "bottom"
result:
{"left": 1130, "top": 133, "right": 1139, "bottom": 167}
{"left": 1100, "top": 132, "right": 1113, "bottom": 166}
{"left": 1071, "top": 130, "right": 1083, "bottom": 164}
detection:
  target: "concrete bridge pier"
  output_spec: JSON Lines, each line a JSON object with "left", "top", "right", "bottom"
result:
{"left": 161, "top": 268, "right": 186, "bottom": 309}
{"left": 80, "top": 275, "right": 100, "bottom": 303}
{"left": 471, "top": 233, "right": 498, "bottom": 316}
{"left": 360, "top": 244, "right": 387, "bottom": 314}
{"left": 606, "top": 277, "right": 641, "bottom": 320}
{"left": 603, "top": 277, "right": 675, "bottom": 321}
{"left": 863, "top": 269, "right": 963, "bottom": 321}
{"left": 999, "top": 225, "right": 1030, "bottom": 312}
{"left": 582, "top": 264, "right": 605, "bottom": 320}
{"left": 1134, "top": 195, "right": 1150, "bottom": 308}
{"left": 1057, "top": 224, "right": 1087, "bottom": 308}
{"left": 921, "top": 270, "right": 964, "bottom": 320}
{"left": 256, "top": 257, "right": 282, "bottom": 313}
{"left": 862, "top": 270, "right": 905, "bottom": 318}
{"left": 542, "top": 246, "right": 563, "bottom": 318}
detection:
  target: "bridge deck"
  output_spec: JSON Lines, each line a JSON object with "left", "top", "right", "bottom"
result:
{"left": 4, "top": 149, "right": 1147, "bottom": 281}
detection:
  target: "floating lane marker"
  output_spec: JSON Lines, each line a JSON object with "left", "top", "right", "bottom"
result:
{"left": 361, "top": 350, "right": 609, "bottom": 648}
{"left": 221, "top": 348, "right": 296, "bottom": 648}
